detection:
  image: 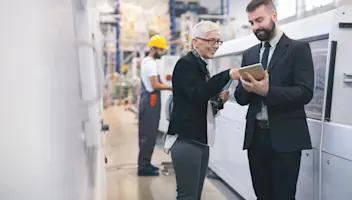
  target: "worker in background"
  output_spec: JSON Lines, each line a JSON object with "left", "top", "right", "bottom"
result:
{"left": 166, "top": 21, "right": 240, "bottom": 199}
{"left": 235, "top": 1, "right": 314, "bottom": 199}
{"left": 137, "top": 35, "right": 172, "bottom": 176}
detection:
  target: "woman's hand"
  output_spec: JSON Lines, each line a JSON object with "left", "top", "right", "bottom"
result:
{"left": 220, "top": 90, "right": 229, "bottom": 103}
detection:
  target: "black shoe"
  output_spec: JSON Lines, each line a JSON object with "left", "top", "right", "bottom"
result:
{"left": 138, "top": 168, "right": 159, "bottom": 176}
{"left": 150, "top": 164, "right": 159, "bottom": 171}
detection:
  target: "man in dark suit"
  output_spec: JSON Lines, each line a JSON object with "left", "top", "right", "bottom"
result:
{"left": 167, "top": 20, "right": 240, "bottom": 200}
{"left": 234, "top": 1, "right": 314, "bottom": 200}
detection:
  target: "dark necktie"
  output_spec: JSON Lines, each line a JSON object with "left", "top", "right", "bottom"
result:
{"left": 254, "top": 42, "right": 271, "bottom": 115}
{"left": 261, "top": 42, "right": 271, "bottom": 70}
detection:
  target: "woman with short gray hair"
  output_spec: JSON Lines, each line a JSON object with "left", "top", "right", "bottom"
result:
{"left": 166, "top": 20, "right": 240, "bottom": 199}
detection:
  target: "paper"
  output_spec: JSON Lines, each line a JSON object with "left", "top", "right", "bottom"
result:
{"left": 163, "top": 101, "right": 216, "bottom": 152}
{"left": 207, "top": 101, "right": 216, "bottom": 147}
{"left": 164, "top": 134, "right": 178, "bottom": 154}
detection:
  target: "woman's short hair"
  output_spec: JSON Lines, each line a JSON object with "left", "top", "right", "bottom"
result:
{"left": 191, "top": 20, "right": 219, "bottom": 39}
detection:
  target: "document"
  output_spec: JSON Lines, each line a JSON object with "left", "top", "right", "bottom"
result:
{"left": 164, "top": 134, "right": 178, "bottom": 154}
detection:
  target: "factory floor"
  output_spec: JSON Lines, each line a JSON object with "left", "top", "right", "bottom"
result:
{"left": 104, "top": 106, "right": 243, "bottom": 200}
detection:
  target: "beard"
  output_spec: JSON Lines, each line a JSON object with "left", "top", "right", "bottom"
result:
{"left": 254, "top": 20, "right": 276, "bottom": 41}
{"left": 154, "top": 52, "right": 162, "bottom": 59}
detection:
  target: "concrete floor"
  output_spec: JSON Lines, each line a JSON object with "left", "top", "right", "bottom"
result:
{"left": 104, "top": 106, "right": 242, "bottom": 200}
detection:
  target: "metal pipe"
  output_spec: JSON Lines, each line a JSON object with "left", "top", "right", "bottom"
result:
{"left": 122, "top": 52, "right": 134, "bottom": 65}
{"left": 116, "top": 0, "right": 120, "bottom": 73}
{"left": 169, "top": 0, "right": 177, "bottom": 55}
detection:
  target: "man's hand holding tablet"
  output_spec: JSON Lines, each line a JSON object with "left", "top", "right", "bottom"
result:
{"left": 230, "top": 68, "right": 240, "bottom": 80}
{"left": 239, "top": 63, "right": 269, "bottom": 97}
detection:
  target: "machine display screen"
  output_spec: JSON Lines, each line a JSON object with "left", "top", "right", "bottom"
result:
{"left": 304, "top": 38, "right": 329, "bottom": 120}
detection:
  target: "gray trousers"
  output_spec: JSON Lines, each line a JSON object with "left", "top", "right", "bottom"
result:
{"left": 171, "top": 137, "right": 210, "bottom": 200}
{"left": 138, "top": 92, "right": 161, "bottom": 171}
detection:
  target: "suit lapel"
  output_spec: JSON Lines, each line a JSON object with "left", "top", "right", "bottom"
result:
{"left": 252, "top": 44, "right": 261, "bottom": 64}
{"left": 189, "top": 51, "right": 209, "bottom": 77}
{"left": 268, "top": 34, "right": 290, "bottom": 72}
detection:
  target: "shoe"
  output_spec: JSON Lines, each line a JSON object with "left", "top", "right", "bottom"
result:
{"left": 150, "top": 164, "right": 159, "bottom": 171}
{"left": 138, "top": 168, "right": 159, "bottom": 176}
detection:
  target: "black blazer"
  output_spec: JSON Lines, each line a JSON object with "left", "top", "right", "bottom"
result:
{"left": 235, "top": 33, "right": 314, "bottom": 152}
{"left": 167, "top": 52, "right": 231, "bottom": 144}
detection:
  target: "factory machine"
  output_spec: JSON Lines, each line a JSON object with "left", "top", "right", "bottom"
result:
{"left": 208, "top": 5, "right": 352, "bottom": 200}
{"left": 0, "top": 0, "right": 107, "bottom": 199}
{"left": 157, "top": 55, "right": 180, "bottom": 133}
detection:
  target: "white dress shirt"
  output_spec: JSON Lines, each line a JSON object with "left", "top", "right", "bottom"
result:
{"left": 256, "top": 31, "right": 283, "bottom": 120}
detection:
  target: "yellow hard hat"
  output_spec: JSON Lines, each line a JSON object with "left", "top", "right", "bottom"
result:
{"left": 148, "top": 35, "right": 169, "bottom": 49}
{"left": 122, "top": 65, "right": 129, "bottom": 72}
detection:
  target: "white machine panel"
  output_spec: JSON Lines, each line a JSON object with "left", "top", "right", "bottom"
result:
{"left": 158, "top": 56, "right": 179, "bottom": 133}
{"left": 328, "top": 6, "right": 352, "bottom": 125}
{"left": 322, "top": 123, "right": 352, "bottom": 161}
{"left": 321, "top": 152, "right": 352, "bottom": 200}
{"left": 209, "top": 103, "right": 256, "bottom": 200}
{"left": 307, "top": 119, "right": 323, "bottom": 149}
{"left": 296, "top": 149, "right": 315, "bottom": 200}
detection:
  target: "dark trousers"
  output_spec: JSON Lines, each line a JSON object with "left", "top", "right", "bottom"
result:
{"left": 171, "top": 137, "right": 209, "bottom": 200}
{"left": 137, "top": 94, "right": 160, "bottom": 171}
{"left": 248, "top": 126, "right": 301, "bottom": 200}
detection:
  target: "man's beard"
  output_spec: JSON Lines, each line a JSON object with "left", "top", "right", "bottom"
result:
{"left": 254, "top": 20, "right": 276, "bottom": 41}
{"left": 153, "top": 52, "right": 162, "bottom": 59}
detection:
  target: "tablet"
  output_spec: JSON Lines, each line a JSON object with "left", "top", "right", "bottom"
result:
{"left": 238, "top": 63, "right": 265, "bottom": 81}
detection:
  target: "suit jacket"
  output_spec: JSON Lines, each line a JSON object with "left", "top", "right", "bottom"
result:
{"left": 235, "top": 33, "right": 314, "bottom": 152}
{"left": 167, "top": 51, "right": 231, "bottom": 144}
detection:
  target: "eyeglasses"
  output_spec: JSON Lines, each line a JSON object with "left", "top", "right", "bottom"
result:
{"left": 196, "top": 37, "right": 223, "bottom": 46}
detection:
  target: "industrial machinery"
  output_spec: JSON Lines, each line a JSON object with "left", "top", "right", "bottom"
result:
{"left": 208, "top": 5, "right": 352, "bottom": 200}
{"left": 157, "top": 55, "right": 180, "bottom": 133}
{"left": 0, "top": 0, "right": 107, "bottom": 199}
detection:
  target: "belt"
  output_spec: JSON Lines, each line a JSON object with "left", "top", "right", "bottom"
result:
{"left": 255, "top": 120, "right": 269, "bottom": 129}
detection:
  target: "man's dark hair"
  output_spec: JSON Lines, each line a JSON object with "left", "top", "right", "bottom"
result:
{"left": 246, "top": 0, "right": 276, "bottom": 12}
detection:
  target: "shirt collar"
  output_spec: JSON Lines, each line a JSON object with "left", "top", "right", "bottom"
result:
{"left": 191, "top": 49, "right": 208, "bottom": 64}
{"left": 200, "top": 56, "right": 208, "bottom": 64}
{"left": 262, "top": 30, "right": 283, "bottom": 48}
